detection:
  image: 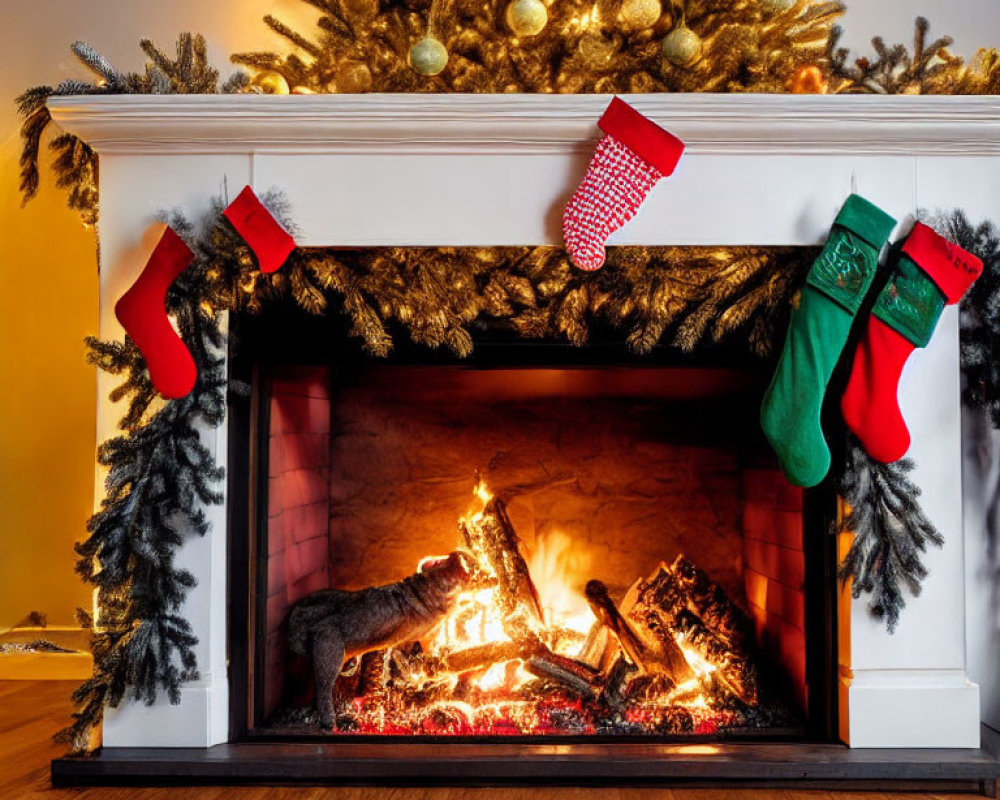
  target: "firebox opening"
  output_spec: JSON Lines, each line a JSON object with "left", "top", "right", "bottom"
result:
{"left": 246, "top": 345, "right": 829, "bottom": 741}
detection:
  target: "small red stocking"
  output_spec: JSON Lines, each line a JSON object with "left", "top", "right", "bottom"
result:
{"left": 223, "top": 186, "right": 296, "bottom": 274}
{"left": 114, "top": 226, "right": 197, "bottom": 399}
{"left": 562, "top": 97, "right": 685, "bottom": 271}
{"left": 841, "top": 222, "right": 983, "bottom": 462}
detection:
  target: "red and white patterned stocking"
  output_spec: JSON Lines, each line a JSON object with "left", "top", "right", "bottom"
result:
{"left": 562, "top": 97, "right": 685, "bottom": 271}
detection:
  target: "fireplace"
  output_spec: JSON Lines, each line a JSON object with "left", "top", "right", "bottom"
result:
{"left": 47, "top": 93, "right": 999, "bottom": 791}
{"left": 229, "top": 301, "right": 836, "bottom": 742}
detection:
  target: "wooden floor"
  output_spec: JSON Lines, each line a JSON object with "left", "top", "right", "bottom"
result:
{"left": 1, "top": 680, "right": 991, "bottom": 800}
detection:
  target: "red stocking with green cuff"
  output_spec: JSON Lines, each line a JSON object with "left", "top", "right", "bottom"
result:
{"left": 223, "top": 186, "right": 296, "bottom": 274}
{"left": 114, "top": 226, "right": 197, "bottom": 399}
{"left": 562, "top": 97, "right": 685, "bottom": 271}
{"left": 841, "top": 222, "right": 983, "bottom": 462}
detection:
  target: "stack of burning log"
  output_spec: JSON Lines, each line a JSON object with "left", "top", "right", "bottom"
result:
{"left": 285, "top": 481, "right": 770, "bottom": 736}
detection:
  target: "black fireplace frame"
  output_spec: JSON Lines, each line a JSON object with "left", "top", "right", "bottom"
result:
{"left": 224, "top": 301, "right": 840, "bottom": 745}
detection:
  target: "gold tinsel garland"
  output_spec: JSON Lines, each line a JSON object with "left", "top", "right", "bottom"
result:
{"left": 212, "top": 243, "right": 817, "bottom": 359}
{"left": 164, "top": 197, "right": 813, "bottom": 360}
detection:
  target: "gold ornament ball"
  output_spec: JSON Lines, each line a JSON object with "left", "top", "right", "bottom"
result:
{"left": 408, "top": 36, "right": 449, "bottom": 76}
{"left": 336, "top": 61, "right": 374, "bottom": 93}
{"left": 253, "top": 71, "right": 290, "bottom": 95}
{"left": 505, "top": 0, "right": 548, "bottom": 37}
{"left": 661, "top": 25, "right": 702, "bottom": 68}
{"left": 620, "top": 0, "right": 662, "bottom": 31}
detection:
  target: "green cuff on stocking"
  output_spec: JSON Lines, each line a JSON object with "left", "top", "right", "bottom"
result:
{"left": 872, "top": 253, "right": 947, "bottom": 348}
{"left": 761, "top": 194, "right": 896, "bottom": 488}
{"left": 806, "top": 193, "right": 894, "bottom": 314}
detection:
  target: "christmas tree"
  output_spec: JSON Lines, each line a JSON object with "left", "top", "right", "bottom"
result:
{"left": 232, "top": 0, "right": 846, "bottom": 94}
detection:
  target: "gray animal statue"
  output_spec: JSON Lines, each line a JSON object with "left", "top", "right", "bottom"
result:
{"left": 287, "top": 550, "right": 474, "bottom": 729}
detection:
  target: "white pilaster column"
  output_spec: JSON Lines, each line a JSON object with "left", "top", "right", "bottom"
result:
{"left": 94, "top": 155, "right": 248, "bottom": 747}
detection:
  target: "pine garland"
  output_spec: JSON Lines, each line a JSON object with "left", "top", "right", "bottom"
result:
{"left": 833, "top": 211, "right": 1000, "bottom": 633}
{"left": 235, "top": 2, "right": 1000, "bottom": 97}
{"left": 829, "top": 16, "right": 1000, "bottom": 95}
{"left": 291, "top": 244, "right": 815, "bottom": 358}
{"left": 836, "top": 434, "right": 943, "bottom": 633}
{"left": 58, "top": 211, "right": 232, "bottom": 752}
{"left": 926, "top": 210, "right": 1000, "bottom": 427}
{"left": 15, "top": 35, "right": 246, "bottom": 226}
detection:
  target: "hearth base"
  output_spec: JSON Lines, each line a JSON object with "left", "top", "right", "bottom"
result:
{"left": 53, "top": 734, "right": 1000, "bottom": 795}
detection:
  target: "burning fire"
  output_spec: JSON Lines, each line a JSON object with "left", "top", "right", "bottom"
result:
{"left": 318, "top": 478, "right": 764, "bottom": 736}
{"left": 527, "top": 530, "right": 594, "bottom": 648}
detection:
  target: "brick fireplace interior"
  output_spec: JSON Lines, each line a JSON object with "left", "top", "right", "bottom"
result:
{"left": 239, "top": 304, "right": 832, "bottom": 741}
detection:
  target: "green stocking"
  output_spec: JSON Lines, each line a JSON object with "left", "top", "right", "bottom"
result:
{"left": 760, "top": 194, "right": 896, "bottom": 487}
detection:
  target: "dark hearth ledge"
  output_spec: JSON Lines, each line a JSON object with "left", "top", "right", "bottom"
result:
{"left": 53, "top": 735, "right": 1000, "bottom": 795}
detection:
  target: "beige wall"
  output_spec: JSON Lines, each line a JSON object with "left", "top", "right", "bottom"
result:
{"left": 0, "top": 1, "right": 996, "bottom": 629}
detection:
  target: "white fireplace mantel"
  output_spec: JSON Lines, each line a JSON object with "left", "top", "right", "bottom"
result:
{"left": 48, "top": 93, "right": 1000, "bottom": 750}
{"left": 47, "top": 94, "right": 1000, "bottom": 155}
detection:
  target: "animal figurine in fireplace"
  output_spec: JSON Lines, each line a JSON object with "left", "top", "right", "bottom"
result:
{"left": 287, "top": 551, "right": 475, "bottom": 729}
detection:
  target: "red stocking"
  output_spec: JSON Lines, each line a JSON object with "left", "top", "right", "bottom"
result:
{"left": 114, "top": 226, "right": 197, "bottom": 399}
{"left": 562, "top": 97, "right": 685, "bottom": 271}
{"left": 223, "top": 186, "right": 296, "bottom": 274}
{"left": 841, "top": 222, "right": 983, "bottom": 461}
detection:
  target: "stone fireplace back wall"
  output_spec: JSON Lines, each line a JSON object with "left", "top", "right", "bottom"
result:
{"left": 325, "top": 365, "right": 751, "bottom": 598}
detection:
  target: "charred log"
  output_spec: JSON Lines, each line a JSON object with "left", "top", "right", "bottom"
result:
{"left": 579, "top": 620, "right": 619, "bottom": 673}
{"left": 601, "top": 654, "right": 639, "bottom": 710}
{"left": 586, "top": 579, "right": 695, "bottom": 684}
{"left": 671, "top": 555, "right": 752, "bottom": 648}
{"left": 585, "top": 579, "right": 651, "bottom": 671}
{"left": 629, "top": 562, "right": 759, "bottom": 706}
{"left": 524, "top": 654, "right": 601, "bottom": 699}
{"left": 460, "top": 495, "right": 544, "bottom": 628}
{"left": 357, "top": 650, "right": 387, "bottom": 697}
{"left": 673, "top": 609, "right": 758, "bottom": 705}
{"left": 437, "top": 640, "right": 531, "bottom": 675}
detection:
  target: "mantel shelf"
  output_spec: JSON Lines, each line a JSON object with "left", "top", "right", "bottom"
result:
{"left": 48, "top": 93, "right": 1000, "bottom": 156}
